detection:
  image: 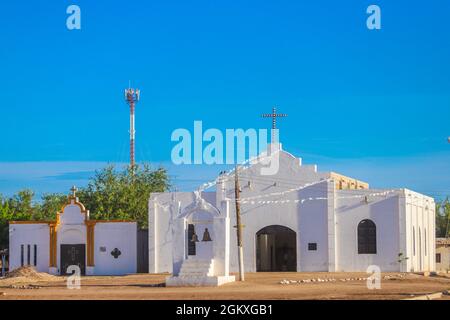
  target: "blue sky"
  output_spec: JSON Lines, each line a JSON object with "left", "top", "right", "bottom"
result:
{"left": 0, "top": 1, "right": 449, "bottom": 199}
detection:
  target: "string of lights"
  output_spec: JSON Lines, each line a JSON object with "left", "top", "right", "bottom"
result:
{"left": 153, "top": 149, "right": 438, "bottom": 213}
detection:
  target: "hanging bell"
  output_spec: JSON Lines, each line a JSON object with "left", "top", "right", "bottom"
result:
{"left": 202, "top": 228, "right": 212, "bottom": 242}
{"left": 191, "top": 232, "right": 199, "bottom": 242}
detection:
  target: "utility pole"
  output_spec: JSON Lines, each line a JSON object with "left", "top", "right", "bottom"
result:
{"left": 234, "top": 165, "right": 245, "bottom": 281}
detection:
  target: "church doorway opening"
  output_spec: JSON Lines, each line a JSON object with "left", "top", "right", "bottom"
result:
{"left": 60, "top": 244, "right": 86, "bottom": 275}
{"left": 256, "top": 225, "right": 297, "bottom": 272}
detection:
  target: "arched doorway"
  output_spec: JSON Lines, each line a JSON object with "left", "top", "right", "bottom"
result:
{"left": 256, "top": 225, "right": 297, "bottom": 272}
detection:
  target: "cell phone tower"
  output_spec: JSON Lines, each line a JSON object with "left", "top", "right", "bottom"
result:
{"left": 124, "top": 87, "right": 140, "bottom": 170}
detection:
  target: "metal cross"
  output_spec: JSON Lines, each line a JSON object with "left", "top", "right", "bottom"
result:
{"left": 70, "top": 186, "right": 78, "bottom": 197}
{"left": 262, "top": 107, "right": 288, "bottom": 142}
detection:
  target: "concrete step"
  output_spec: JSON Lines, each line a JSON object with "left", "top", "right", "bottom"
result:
{"left": 179, "top": 258, "right": 214, "bottom": 277}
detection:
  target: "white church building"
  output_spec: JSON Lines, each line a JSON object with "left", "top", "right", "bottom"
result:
{"left": 149, "top": 143, "right": 436, "bottom": 283}
{"left": 9, "top": 189, "right": 137, "bottom": 276}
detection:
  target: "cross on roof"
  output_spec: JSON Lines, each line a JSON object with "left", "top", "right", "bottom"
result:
{"left": 70, "top": 186, "right": 78, "bottom": 197}
{"left": 261, "top": 107, "right": 288, "bottom": 130}
{"left": 262, "top": 107, "right": 288, "bottom": 143}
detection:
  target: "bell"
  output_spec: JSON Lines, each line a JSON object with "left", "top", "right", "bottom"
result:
{"left": 191, "top": 233, "right": 199, "bottom": 242}
{"left": 202, "top": 228, "right": 212, "bottom": 242}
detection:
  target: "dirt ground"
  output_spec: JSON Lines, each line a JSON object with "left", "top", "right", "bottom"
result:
{"left": 0, "top": 272, "right": 449, "bottom": 300}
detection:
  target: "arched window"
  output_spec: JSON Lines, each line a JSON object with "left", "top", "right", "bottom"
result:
{"left": 413, "top": 227, "right": 416, "bottom": 256}
{"left": 357, "top": 219, "right": 377, "bottom": 254}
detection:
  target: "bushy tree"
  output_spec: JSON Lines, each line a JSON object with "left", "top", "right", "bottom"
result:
{"left": 436, "top": 198, "right": 450, "bottom": 238}
{"left": 77, "top": 164, "right": 169, "bottom": 228}
{"left": 0, "top": 164, "right": 169, "bottom": 249}
{"left": 35, "top": 193, "right": 68, "bottom": 221}
{"left": 0, "top": 190, "right": 35, "bottom": 250}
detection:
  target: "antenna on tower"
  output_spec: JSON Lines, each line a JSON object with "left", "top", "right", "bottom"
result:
{"left": 124, "top": 86, "right": 140, "bottom": 172}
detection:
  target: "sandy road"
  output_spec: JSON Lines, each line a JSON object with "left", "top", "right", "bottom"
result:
{"left": 0, "top": 272, "right": 449, "bottom": 300}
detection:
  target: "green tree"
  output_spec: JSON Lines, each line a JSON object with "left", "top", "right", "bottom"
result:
{"left": 0, "top": 190, "right": 37, "bottom": 250}
{"left": 436, "top": 198, "right": 450, "bottom": 238}
{"left": 35, "top": 193, "right": 68, "bottom": 221}
{"left": 8, "top": 190, "right": 36, "bottom": 221}
{"left": 77, "top": 164, "right": 169, "bottom": 228}
{"left": 0, "top": 194, "right": 14, "bottom": 250}
{"left": 0, "top": 164, "right": 170, "bottom": 249}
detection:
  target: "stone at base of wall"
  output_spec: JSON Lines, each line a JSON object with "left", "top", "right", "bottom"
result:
{"left": 165, "top": 275, "right": 235, "bottom": 287}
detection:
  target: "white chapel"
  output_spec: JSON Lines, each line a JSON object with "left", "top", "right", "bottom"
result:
{"left": 149, "top": 143, "right": 436, "bottom": 285}
{"left": 9, "top": 189, "right": 137, "bottom": 276}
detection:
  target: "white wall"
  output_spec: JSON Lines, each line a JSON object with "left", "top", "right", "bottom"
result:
{"left": 94, "top": 222, "right": 137, "bottom": 275}
{"left": 297, "top": 181, "right": 330, "bottom": 271}
{"left": 436, "top": 246, "right": 450, "bottom": 272}
{"left": 149, "top": 192, "right": 193, "bottom": 273}
{"left": 60, "top": 203, "right": 86, "bottom": 225}
{"left": 336, "top": 190, "right": 401, "bottom": 272}
{"left": 403, "top": 190, "right": 435, "bottom": 272}
{"left": 9, "top": 223, "right": 50, "bottom": 273}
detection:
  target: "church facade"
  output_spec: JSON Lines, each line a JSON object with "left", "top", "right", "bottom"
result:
{"left": 149, "top": 144, "right": 436, "bottom": 274}
{"left": 9, "top": 191, "right": 137, "bottom": 276}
